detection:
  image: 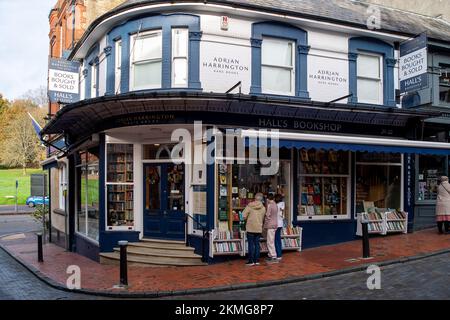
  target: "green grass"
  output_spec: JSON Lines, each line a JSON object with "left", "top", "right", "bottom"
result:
{"left": 0, "top": 169, "right": 45, "bottom": 205}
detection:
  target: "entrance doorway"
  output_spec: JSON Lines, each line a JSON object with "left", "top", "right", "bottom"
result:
{"left": 143, "top": 163, "right": 185, "bottom": 240}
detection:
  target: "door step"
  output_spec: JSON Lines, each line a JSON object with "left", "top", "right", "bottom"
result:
{"left": 100, "top": 252, "right": 206, "bottom": 267}
{"left": 100, "top": 239, "right": 206, "bottom": 267}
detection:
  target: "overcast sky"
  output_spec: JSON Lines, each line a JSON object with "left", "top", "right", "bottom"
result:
{"left": 0, "top": 0, "right": 55, "bottom": 100}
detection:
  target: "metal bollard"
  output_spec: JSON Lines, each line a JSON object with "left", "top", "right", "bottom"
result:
{"left": 118, "top": 240, "right": 128, "bottom": 286}
{"left": 361, "top": 221, "right": 371, "bottom": 258}
{"left": 37, "top": 233, "right": 43, "bottom": 262}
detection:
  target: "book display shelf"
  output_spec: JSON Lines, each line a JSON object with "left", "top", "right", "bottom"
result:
{"left": 106, "top": 144, "right": 134, "bottom": 229}
{"left": 244, "top": 226, "right": 303, "bottom": 254}
{"left": 209, "top": 229, "right": 245, "bottom": 257}
{"left": 356, "top": 210, "right": 408, "bottom": 236}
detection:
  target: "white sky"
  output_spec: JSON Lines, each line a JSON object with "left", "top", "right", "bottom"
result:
{"left": 0, "top": 0, "right": 55, "bottom": 100}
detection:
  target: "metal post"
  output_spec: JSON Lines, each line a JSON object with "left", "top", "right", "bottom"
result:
{"left": 362, "top": 221, "right": 370, "bottom": 258}
{"left": 37, "top": 233, "right": 43, "bottom": 262}
{"left": 118, "top": 240, "right": 128, "bottom": 286}
{"left": 15, "top": 180, "right": 18, "bottom": 214}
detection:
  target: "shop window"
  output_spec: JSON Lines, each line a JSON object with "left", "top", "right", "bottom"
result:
{"left": 217, "top": 161, "right": 291, "bottom": 237}
{"left": 114, "top": 39, "right": 122, "bottom": 94}
{"left": 130, "top": 30, "right": 162, "bottom": 90}
{"left": 355, "top": 152, "right": 402, "bottom": 213}
{"left": 439, "top": 64, "right": 450, "bottom": 105}
{"left": 357, "top": 53, "right": 383, "bottom": 104}
{"left": 76, "top": 150, "right": 99, "bottom": 241}
{"left": 261, "top": 37, "right": 295, "bottom": 95}
{"left": 297, "top": 149, "right": 350, "bottom": 220}
{"left": 417, "top": 155, "right": 446, "bottom": 201}
{"left": 172, "top": 28, "right": 188, "bottom": 87}
{"left": 106, "top": 144, "right": 134, "bottom": 229}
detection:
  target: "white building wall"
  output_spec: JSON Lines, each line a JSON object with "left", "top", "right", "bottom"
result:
{"left": 305, "top": 28, "right": 350, "bottom": 103}
{"left": 199, "top": 14, "right": 253, "bottom": 94}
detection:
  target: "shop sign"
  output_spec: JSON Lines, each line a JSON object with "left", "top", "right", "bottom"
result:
{"left": 48, "top": 58, "right": 80, "bottom": 104}
{"left": 200, "top": 41, "right": 251, "bottom": 93}
{"left": 308, "top": 55, "right": 349, "bottom": 102}
{"left": 399, "top": 33, "right": 428, "bottom": 93}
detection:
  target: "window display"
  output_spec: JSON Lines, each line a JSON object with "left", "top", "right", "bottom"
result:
{"left": 76, "top": 149, "right": 99, "bottom": 241}
{"left": 356, "top": 152, "right": 402, "bottom": 211}
{"left": 217, "top": 161, "right": 291, "bottom": 236}
{"left": 417, "top": 155, "right": 446, "bottom": 201}
{"left": 106, "top": 144, "right": 134, "bottom": 229}
{"left": 298, "top": 149, "right": 349, "bottom": 220}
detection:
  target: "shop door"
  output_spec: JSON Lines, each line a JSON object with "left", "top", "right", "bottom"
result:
{"left": 143, "top": 163, "right": 185, "bottom": 240}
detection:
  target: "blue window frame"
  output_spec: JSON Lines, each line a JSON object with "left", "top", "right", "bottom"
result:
{"left": 105, "top": 14, "right": 202, "bottom": 95}
{"left": 84, "top": 45, "right": 100, "bottom": 99}
{"left": 348, "top": 37, "right": 396, "bottom": 107}
{"left": 250, "top": 21, "right": 310, "bottom": 99}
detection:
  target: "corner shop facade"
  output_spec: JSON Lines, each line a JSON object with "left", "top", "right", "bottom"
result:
{"left": 42, "top": 0, "right": 450, "bottom": 262}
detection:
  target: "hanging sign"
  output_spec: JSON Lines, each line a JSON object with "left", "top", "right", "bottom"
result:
{"left": 48, "top": 58, "right": 80, "bottom": 104}
{"left": 399, "top": 33, "right": 428, "bottom": 93}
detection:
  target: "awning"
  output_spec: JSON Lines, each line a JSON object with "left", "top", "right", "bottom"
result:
{"left": 42, "top": 91, "right": 440, "bottom": 143}
{"left": 242, "top": 131, "right": 450, "bottom": 155}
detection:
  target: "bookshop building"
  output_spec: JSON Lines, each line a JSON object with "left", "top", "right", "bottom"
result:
{"left": 41, "top": 0, "right": 450, "bottom": 264}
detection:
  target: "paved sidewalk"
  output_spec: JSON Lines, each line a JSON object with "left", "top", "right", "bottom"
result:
{"left": 0, "top": 205, "right": 35, "bottom": 215}
{"left": 0, "top": 228, "right": 449, "bottom": 297}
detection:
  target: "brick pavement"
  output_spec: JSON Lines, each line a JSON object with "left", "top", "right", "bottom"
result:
{"left": 0, "top": 228, "right": 449, "bottom": 296}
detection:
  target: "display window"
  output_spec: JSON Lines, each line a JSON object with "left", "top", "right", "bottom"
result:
{"left": 106, "top": 143, "right": 134, "bottom": 230}
{"left": 216, "top": 160, "right": 291, "bottom": 237}
{"left": 297, "top": 149, "right": 350, "bottom": 220}
{"left": 417, "top": 155, "right": 446, "bottom": 202}
{"left": 76, "top": 149, "right": 99, "bottom": 241}
{"left": 355, "top": 152, "right": 402, "bottom": 213}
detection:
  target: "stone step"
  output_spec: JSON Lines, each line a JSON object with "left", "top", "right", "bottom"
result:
{"left": 131, "top": 241, "right": 195, "bottom": 251}
{"left": 113, "top": 246, "right": 201, "bottom": 259}
{"left": 100, "top": 252, "right": 207, "bottom": 267}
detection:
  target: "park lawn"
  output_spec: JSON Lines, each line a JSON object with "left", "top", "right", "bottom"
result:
{"left": 0, "top": 169, "right": 45, "bottom": 205}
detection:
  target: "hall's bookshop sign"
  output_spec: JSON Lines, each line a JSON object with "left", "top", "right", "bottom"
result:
{"left": 48, "top": 58, "right": 80, "bottom": 104}
{"left": 399, "top": 33, "right": 428, "bottom": 93}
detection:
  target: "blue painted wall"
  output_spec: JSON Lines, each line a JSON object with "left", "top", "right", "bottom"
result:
{"left": 84, "top": 45, "right": 100, "bottom": 99}
{"left": 75, "top": 234, "right": 100, "bottom": 262}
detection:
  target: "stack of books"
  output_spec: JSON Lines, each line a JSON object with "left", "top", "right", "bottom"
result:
{"left": 214, "top": 242, "right": 242, "bottom": 253}
{"left": 282, "top": 238, "right": 300, "bottom": 248}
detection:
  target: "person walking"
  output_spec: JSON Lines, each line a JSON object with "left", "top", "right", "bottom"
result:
{"left": 274, "top": 194, "right": 285, "bottom": 260}
{"left": 436, "top": 176, "right": 450, "bottom": 234}
{"left": 264, "top": 194, "right": 279, "bottom": 263}
{"left": 243, "top": 193, "right": 266, "bottom": 266}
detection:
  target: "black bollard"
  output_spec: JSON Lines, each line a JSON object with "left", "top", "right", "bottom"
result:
{"left": 37, "top": 233, "right": 43, "bottom": 262}
{"left": 118, "top": 240, "right": 128, "bottom": 286}
{"left": 362, "top": 221, "right": 370, "bottom": 258}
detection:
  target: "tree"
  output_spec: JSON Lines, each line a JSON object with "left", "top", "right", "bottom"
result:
{"left": 19, "top": 86, "right": 48, "bottom": 107}
{"left": 0, "top": 93, "right": 9, "bottom": 114}
{"left": 0, "top": 111, "right": 43, "bottom": 175}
